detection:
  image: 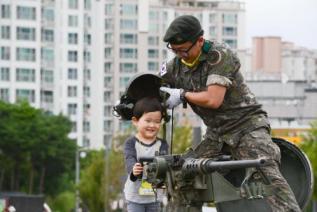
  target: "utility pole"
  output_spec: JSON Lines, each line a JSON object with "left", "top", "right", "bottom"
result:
{"left": 104, "top": 146, "right": 110, "bottom": 212}
{"left": 75, "top": 149, "right": 80, "bottom": 211}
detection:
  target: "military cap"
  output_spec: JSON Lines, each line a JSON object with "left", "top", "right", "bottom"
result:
{"left": 164, "top": 15, "right": 204, "bottom": 44}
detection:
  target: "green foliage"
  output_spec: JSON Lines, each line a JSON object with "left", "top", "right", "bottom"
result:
{"left": 48, "top": 191, "right": 75, "bottom": 212}
{"left": 171, "top": 125, "right": 193, "bottom": 154}
{"left": 79, "top": 150, "right": 105, "bottom": 212}
{"left": 78, "top": 148, "right": 125, "bottom": 212}
{"left": 299, "top": 120, "right": 317, "bottom": 200}
{"left": 0, "top": 101, "right": 76, "bottom": 197}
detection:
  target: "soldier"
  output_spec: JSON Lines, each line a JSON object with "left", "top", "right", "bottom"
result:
{"left": 159, "top": 15, "right": 301, "bottom": 212}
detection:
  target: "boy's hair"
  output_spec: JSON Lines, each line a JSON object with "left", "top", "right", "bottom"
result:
{"left": 133, "top": 97, "right": 163, "bottom": 119}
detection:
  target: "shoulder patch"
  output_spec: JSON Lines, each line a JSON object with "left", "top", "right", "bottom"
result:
{"left": 209, "top": 49, "right": 222, "bottom": 65}
{"left": 160, "top": 61, "right": 167, "bottom": 76}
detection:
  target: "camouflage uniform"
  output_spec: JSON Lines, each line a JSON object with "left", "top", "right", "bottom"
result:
{"left": 160, "top": 40, "right": 301, "bottom": 212}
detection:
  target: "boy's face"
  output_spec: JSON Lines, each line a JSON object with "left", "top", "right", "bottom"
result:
{"left": 132, "top": 111, "right": 162, "bottom": 141}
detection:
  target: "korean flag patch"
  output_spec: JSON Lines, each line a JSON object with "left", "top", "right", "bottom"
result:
{"left": 160, "top": 61, "right": 167, "bottom": 76}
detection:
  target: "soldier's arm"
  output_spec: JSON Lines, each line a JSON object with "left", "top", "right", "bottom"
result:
{"left": 185, "top": 45, "right": 239, "bottom": 109}
{"left": 184, "top": 84, "right": 226, "bottom": 109}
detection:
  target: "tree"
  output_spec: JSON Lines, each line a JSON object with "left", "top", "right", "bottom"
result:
{"left": 0, "top": 101, "right": 76, "bottom": 197}
{"left": 299, "top": 120, "right": 317, "bottom": 200}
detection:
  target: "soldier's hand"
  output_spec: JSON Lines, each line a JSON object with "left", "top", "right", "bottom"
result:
{"left": 160, "top": 87, "right": 182, "bottom": 109}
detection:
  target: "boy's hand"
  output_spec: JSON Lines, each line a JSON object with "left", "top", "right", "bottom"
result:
{"left": 132, "top": 163, "right": 143, "bottom": 176}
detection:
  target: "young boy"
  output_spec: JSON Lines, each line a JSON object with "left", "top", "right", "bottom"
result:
{"left": 123, "top": 97, "right": 168, "bottom": 212}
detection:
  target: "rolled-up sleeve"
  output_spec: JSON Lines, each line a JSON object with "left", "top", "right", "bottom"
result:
{"left": 206, "top": 74, "right": 232, "bottom": 88}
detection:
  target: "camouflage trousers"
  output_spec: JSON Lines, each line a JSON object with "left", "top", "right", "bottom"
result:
{"left": 194, "top": 127, "right": 301, "bottom": 212}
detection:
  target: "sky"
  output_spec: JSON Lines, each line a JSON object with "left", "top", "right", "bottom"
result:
{"left": 243, "top": 0, "right": 317, "bottom": 49}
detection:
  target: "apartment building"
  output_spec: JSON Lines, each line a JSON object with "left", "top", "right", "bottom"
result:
{"left": 0, "top": 0, "right": 245, "bottom": 149}
{"left": 238, "top": 36, "right": 317, "bottom": 81}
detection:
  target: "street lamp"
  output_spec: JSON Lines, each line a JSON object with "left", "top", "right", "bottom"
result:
{"left": 75, "top": 148, "right": 88, "bottom": 212}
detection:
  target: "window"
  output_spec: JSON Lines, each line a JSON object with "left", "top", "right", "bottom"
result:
{"left": 84, "top": 104, "right": 90, "bottom": 114}
{"left": 1, "top": 5, "right": 11, "bottom": 19}
{"left": 71, "top": 121, "right": 77, "bottom": 132}
{"left": 104, "top": 33, "right": 112, "bottom": 44}
{"left": 149, "top": 23, "right": 159, "bottom": 33}
{"left": 223, "top": 27, "right": 237, "bottom": 36}
{"left": 41, "top": 91, "right": 53, "bottom": 103}
{"left": 17, "top": 6, "right": 36, "bottom": 20}
{"left": 83, "top": 137, "right": 90, "bottom": 147}
{"left": 120, "top": 48, "right": 137, "bottom": 59}
{"left": 209, "top": 14, "right": 216, "bottom": 22}
{"left": 0, "top": 67, "right": 10, "bottom": 81}
{"left": 68, "top": 51, "right": 78, "bottom": 62}
{"left": 1, "top": 26, "right": 10, "bottom": 39}
{"left": 68, "top": 86, "right": 77, "bottom": 97}
{"left": 119, "top": 77, "right": 130, "bottom": 88}
{"left": 104, "top": 91, "right": 112, "bottom": 102}
{"left": 67, "top": 103, "right": 77, "bottom": 115}
{"left": 41, "top": 29, "right": 54, "bottom": 42}
{"left": 84, "top": 51, "right": 91, "bottom": 62}
{"left": 149, "top": 11, "right": 159, "bottom": 20}
{"left": 68, "top": 15, "right": 78, "bottom": 27}
{"left": 104, "top": 63, "right": 112, "bottom": 73}
{"left": 120, "top": 4, "right": 138, "bottom": 16}
{"left": 104, "top": 106, "right": 112, "bottom": 116}
{"left": 16, "top": 48, "right": 36, "bottom": 61}
{"left": 84, "top": 86, "right": 90, "bottom": 97}
{"left": 84, "top": 0, "right": 91, "bottom": 10}
{"left": 209, "top": 27, "right": 216, "bottom": 37}
{"left": 104, "top": 120, "right": 112, "bottom": 131}
{"left": 68, "top": 68, "right": 77, "bottom": 79}
{"left": 16, "top": 68, "right": 35, "bottom": 82}
{"left": 148, "top": 49, "right": 159, "bottom": 58}
{"left": 84, "top": 34, "right": 91, "bottom": 45}
{"left": 104, "top": 48, "right": 112, "bottom": 58}
{"left": 120, "top": 19, "right": 137, "bottom": 30}
{"left": 148, "top": 62, "right": 159, "bottom": 71}
{"left": 223, "top": 39, "right": 237, "bottom": 49}
{"left": 41, "top": 69, "right": 54, "bottom": 83}
{"left": 104, "top": 76, "right": 112, "bottom": 88}
{"left": 83, "top": 121, "right": 90, "bottom": 132}
{"left": 119, "top": 63, "right": 137, "bottom": 73}
{"left": 222, "top": 14, "right": 237, "bottom": 24}
{"left": 148, "top": 36, "right": 159, "bottom": 45}
{"left": 41, "top": 48, "right": 54, "bottom": 62}
{"left": 120, "top": 33, "right": 137, "bottom": 44}
{"left": 84, "top": 15, "right": 91, "bottom": 28}
{"left": 68, "top": 33, "right": 78, "bottom": 44}
{"left": 84, "top": 69, "right": 91, "bottom": 80}
{"left": 105, "top": 19, "right": 113, "bottom": 30}
{"left": 105, "top": 4, "right": 113, "bottom": 16}
{"left": 0, "top": 88, "right": 9, "bottom": 102}
{"left": 42, "top": 8, "right": 54, "bottom": 22}
{"left": 17, "top": 27, "right": 36, "bottom": 41}
{"left": 68, "top": 0, "right": 78, "bottom": 9}
{"left": 0, "top": 46, "right": 10, "bottom": 60}
{"left": 16, "top": 89, "right": 35, "bottom": 103}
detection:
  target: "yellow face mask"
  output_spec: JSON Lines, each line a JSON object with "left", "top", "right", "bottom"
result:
{"left": 181, "top": 51, "right": 202, "bottom": 68}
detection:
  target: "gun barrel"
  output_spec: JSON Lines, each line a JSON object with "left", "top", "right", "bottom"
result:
{"left": 182, "top": 158, "right": 267, "bottom": 175}
{"left": 204, "top": 158, "right": 266, "bottom": 173}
